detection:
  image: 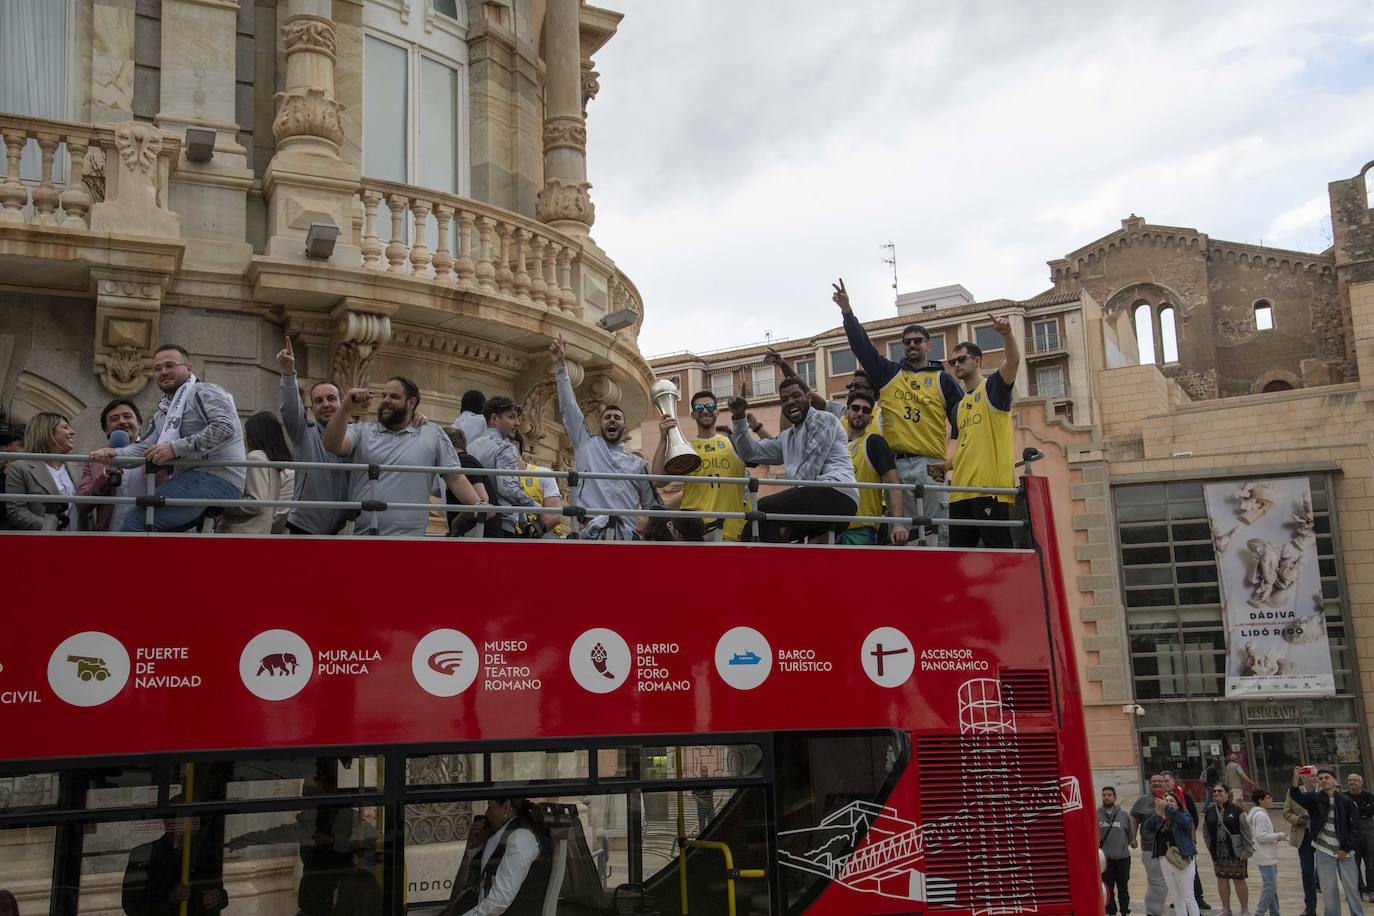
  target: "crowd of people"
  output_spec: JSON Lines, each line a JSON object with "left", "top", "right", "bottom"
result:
{"left": 0, "top": 281, "right": 1024, "bottom": 543}
{"left": 1100, "top": 763, "right": 1374, "bottom": 916}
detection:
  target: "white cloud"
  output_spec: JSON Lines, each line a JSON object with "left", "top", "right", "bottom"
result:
{"left": 585, "top": 1, "right": 1374, "bottom": 355}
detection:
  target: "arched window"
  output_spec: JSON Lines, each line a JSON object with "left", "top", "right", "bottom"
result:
{"left": 1262, "top": 379, "right": 1293, "bottom": 393}
{"left": 1159, "top": 307, "right": 1178, "bottom": 363}
{"left": 1134, "top": 303, "right": 1156, "bottom": 365}
{"left": 1254, "top": 300, "right": 1274, "bottom": 331}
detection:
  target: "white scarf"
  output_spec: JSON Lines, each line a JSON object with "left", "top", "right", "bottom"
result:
{"left": 156, "top": 374, "right": 198, "bottom": 445}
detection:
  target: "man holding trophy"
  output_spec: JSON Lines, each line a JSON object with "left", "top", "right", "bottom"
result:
{"left": 652, "top": 385, "right": 747, "bottom": 542}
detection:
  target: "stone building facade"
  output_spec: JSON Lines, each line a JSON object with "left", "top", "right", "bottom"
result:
{"left": 0, "top": 0, "right": 651, "bottom": 466}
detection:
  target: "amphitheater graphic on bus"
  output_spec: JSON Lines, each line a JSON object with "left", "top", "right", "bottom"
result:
{"left": 776, "top": 677, "right": 1083, "bottom": 912}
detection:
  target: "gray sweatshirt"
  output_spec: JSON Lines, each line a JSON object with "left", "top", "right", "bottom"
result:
{"left": 730, "top": 410, "right": 857, "bottom": 506}
{"left": 555, "top": 367, "right": 657, "bottom": 539}
{"left": 279, "top": 375, "right": 351, "bottom": 534}
{"left": 1098, "top": 804, "right": 1135, "bottom": 860}
{"left": 467, "top": 427, "right": 538, "bottom": 532}
{"left": 118, "top": 380, "right": 246, "bottom": 491}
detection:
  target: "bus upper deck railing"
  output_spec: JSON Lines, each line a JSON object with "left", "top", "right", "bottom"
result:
{"left": 0, "top": 449, "right": 1042, "bottom": 543}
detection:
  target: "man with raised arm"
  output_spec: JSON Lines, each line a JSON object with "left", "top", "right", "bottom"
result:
{"left": 323, "top": 377, "right": 480, "bottom": 536}
{"left": 276, "top": 335, "right": 351, "bottom": 535}
{"left": 550, "top": 336, "right": 657, "bottom": 540}
{"left": 728, "top": 376, "right": 856, "bottom": 543}
{"left": 946, "top": 316, "right": 1020, "bottom": 548}
{"left": 653, "top": 390, "right": 747, "bottom": 543}
{"left": 89, "top": 344, "right": 246, "bottom": 532}
{"left": 466, "top": 396, "right": 540, "bottom": 537}
{"left": 831, "top": 279, "right": 964, "bottom": 545}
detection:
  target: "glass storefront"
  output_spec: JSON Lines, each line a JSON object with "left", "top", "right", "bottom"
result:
{"left": 1116, "top": 475, "right": 1366, "bottom": 800}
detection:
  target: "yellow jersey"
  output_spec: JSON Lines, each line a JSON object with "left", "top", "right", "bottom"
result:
{"left": 847, "top": 432, "right": 887, "bottom": 530}
{"left": 878, "top": 368, "right": 954, "bottom": 459}
{"left": 681, "top": 435, "right": 747, "bottom": 541}
{"left": 951, "top": 376, "right": 1015, "bottom": 504}
{"left": 519, "top": 464, "right": 568, "bottom": 536}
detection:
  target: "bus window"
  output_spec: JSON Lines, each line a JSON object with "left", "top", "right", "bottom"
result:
{"left": 488, "top": 750, "right": 590, "bottom": 784}
{"left": 406, "top": 754, "right": 481, "bottom": 787}
{"left": 173, "top": 756, "right": 383, "bottom": 801}
{"left": 600, "top": 743, "right": 764, "bottom": 780}
{"left": 0, "top": 767, "right": 158, "bottom": 812}
{"left": 773, "top": 730, "right": 909, "bottom": 911}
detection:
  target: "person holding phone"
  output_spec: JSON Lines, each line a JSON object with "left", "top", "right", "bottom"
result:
{"left": 1130, "top": 775, "right": 1170, "bottom": 916}
{"left": 1144, "top": 791, "right": 1200, "bottom": 916}
{"left": 1290, "top": 766, "right": 1365, "bottom": 916}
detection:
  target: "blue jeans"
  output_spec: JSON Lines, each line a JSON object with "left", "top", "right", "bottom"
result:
{"left": 1315, "top": 851, "right": 1365, "bottom": 916}
{"left": 1303, "top": 835, "right": 1319, "bottom": 911}
{"left": 119, "top": 471, "right": 242, "bottom": 532}
{"left": 1255, "top": 863, "right": 1280, "bottom": 916}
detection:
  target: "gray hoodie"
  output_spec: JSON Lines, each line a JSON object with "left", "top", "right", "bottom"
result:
{"left": 1098, "top": 803, "right": 1135, "bottom": 860}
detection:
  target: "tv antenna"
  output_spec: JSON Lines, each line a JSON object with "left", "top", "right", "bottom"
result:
{"left": 881, "top": 242, "right": 898, "bottom": 295}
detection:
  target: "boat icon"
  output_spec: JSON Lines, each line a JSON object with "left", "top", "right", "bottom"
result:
{"left": 728, "top": 650, "right": 762, "bottom": 666}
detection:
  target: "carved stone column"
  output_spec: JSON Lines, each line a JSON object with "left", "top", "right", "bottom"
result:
{"left": 91, "top": 269, "right": 169, "bottom": 397}
{"left": 536, "top": 0, "right": 593, "bottom": 236}
{"left": 263, "top": 0, "right": 362, "bottom": 264}
{"left": 329, "top": 302, "right": 393, "bottom": 393}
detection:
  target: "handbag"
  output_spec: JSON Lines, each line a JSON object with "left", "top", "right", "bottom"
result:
{"left": 1165, "top": 845, "right": 1188, "bottom": 869}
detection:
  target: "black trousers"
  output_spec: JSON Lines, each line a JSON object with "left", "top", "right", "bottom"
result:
{"left": 745, "top": 487, "right": 856, "bottom": 543}
{"left": 949, "top": 496, "right": 1012, "bottom": 548}
{"left": 1102, "top": 856, "right": 1130, "bottom": 914}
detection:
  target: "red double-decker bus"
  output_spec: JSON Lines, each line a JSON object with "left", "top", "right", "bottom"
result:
{"left": 0, "top": 474, "right": 1096, "bottom": 915}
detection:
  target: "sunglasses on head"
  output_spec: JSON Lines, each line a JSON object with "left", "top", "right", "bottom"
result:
{"left": 691, "top": 403, "right": 717, "bottom": 413}
{"left": 948, "top": 354, "right": 973, "bottom": 366}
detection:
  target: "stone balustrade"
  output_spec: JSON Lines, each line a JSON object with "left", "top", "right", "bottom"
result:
{"left": 0, "top": 115, "right": 180, "bottom": 233}
{"left": 355, "top": 177, "right": 642, "bottom": 325}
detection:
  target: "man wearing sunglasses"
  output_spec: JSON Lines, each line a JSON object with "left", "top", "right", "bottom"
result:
{"left": 946, "top": 317, "right": 1021, "bottom": 548}
{"left": 840, "top": 391, "right": 905, "bottom": 546}
{"left": 653, "top": 391, "right": 747, "bottom": 542}
{"left": 832, "top": 279, "right": 963, "bottom": 545}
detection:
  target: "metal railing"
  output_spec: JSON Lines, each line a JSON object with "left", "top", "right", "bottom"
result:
{"left": 0, "top": 449, "right": 1041, "bottom": 545}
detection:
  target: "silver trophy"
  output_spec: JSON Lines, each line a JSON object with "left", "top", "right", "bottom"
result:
{"left": 650, "top": 378, "right": 703, "bottom": 475}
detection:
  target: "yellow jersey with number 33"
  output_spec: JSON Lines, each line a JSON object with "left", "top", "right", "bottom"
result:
{"left": 878, "top": 368, "right": 952, "bottom": 459}
{"left": 681, "top": 435, "right": 747, "bottom": 540}
{"left": 951, "top": 375, "right": 1015, "bottom": 504}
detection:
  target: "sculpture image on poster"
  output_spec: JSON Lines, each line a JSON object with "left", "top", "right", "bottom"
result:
{"left": 1204, "top": 478, "right": 1335, "bottom": 698}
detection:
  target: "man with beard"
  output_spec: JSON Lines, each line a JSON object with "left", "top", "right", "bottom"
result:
{"left": 832, "top": 279, "right": 964, "bottom": 546}
{"left": 728, "top": 376, "right": 857, "bottom": 543}
{"left": 550, "top": 336, "right": 658, "bottom": 540}
{"left": 90, "top": 344, "right": 246, "bottom": 532}
{"left": 79, "top": 399, "right": 145, "bottom": 531}
{"left": 277, "top": 334, "right": 351, "bottom": 535}
{"left": 323, "top": 376, "right": 481, "bottom": 536}
{"left": 839, "top": 391, "right": 903, "bottom": 546}
{"left": 653, "top": 390, "right": 747, "bottom": 542}
{"left": 946, "top": 318, "right": 1020, "bottom": 548}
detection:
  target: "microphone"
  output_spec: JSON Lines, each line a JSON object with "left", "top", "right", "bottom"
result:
{"left": 108, "top": 429, "right": 129, "bottom": 484}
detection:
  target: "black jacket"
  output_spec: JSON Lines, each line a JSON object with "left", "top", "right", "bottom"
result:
{"left": 1290, "top": 785, "right": 1362, "bottom": 853}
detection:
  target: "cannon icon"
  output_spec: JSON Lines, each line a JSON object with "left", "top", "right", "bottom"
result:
{"left": 256, "top": 652, "right": 299, "bottom": 677}
{"left": 67, "top": 655, "right": 110, "bottom": 682}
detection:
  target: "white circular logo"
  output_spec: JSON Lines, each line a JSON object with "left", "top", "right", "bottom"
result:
{"left": 47, "top": 632, "right": 130, "bottom": 707}
{"left": 568, "top": 628, "right": 631, "bottom": 694}
{"left": 714, "top": 626, "right": 773, "bottom": 690}
{"left": 239, "top": 629, "right": 312, "bottom": 701}
{"left": 861, "top": 627, "right": 915, "bottom": 688}
{"left": 412, "top": 629, "right": 481, "bottom": 697}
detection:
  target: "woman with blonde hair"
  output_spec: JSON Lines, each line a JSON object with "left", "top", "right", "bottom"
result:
{"left": 4, "top": 412, "right": 83, "bottom": 530}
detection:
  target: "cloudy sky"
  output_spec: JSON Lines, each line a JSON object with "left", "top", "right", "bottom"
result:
{"left": 583, "top": 1, "right": 1374, "bottom": 357}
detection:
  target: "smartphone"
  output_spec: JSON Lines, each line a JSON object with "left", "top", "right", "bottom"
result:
{"left": 1298, "top": 765, "right": 1318, "bottom": 777}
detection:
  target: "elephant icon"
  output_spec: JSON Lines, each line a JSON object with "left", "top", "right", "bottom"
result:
{"left": 256, "top": 652, "right": 298, "bottom": 677}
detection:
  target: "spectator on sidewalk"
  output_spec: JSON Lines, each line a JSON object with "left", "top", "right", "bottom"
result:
{"left": 1131, "top": 775, "right": 1170, "bottom": 916}
{"left": 1346, "top": 773, "right": 1374, "bottom": 902}
{"left": 1286, "top": 768, "right": 1321, "bottom": 916}
{"left": 1290, "top": 766, "right": 1365, "bottom": 916}
{"left": 1248, "top": 788, "right": 1285, "bottom": 916}
{"left": 1203, "top": 783, "right": 1253, "bottom": 916}
{"left": 1098, "top": 786, "right": 1135, "bottom": 916}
